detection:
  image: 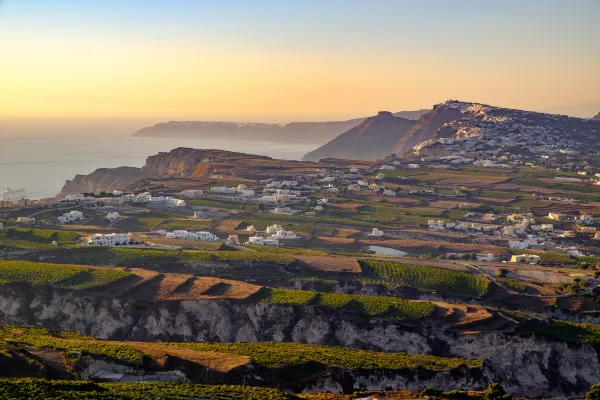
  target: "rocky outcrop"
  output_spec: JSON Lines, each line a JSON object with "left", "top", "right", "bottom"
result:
{"left": 0, "top": 282, "right": 598, "bottom": 397}
{"left": 303, "top": 112, "right": 417, "bottom": 161}
{"left": 58, "top": 167, "right": 145, "bottom": 197}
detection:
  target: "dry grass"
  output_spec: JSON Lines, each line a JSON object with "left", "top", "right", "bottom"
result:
{"left": 169, "top": 277, "right": 261, "bottom": 300}
{"left": 315, "top": 237, "right": 357, "bottom": 245}
{"left": 214, "top": 219, "right": 243, "bottom": 235}
{"left": 330, "top": 202, "right": 363, "bottom": 211}
{"left": 428, "top": 200, "right": 481, "bottom": 209}
{"left": 295, "top": 255, "right": 361, "bottom": 273}
{"left": 330, "top": 228, "right": 361, "bottom": 238}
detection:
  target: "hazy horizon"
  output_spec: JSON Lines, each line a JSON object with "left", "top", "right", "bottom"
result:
{"left": 1, "top": 0, "right": 599, "bottom": 128}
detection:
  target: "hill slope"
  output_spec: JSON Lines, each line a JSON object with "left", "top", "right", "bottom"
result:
{"left": 409, "top": 100, "right": 600, "bottom": 165}
{"left": 593, "top": 111, "right": 600, "bottom": 121}
{"left": 132, "top": 110, "right": 429, "bottom": 145}
{"left": 302, "top": 111, "right": 417, "bottom": 161}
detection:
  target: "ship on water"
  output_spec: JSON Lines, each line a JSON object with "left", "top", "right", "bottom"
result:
{"left": 0, "top": 187, "right": 28, "bottom": 202}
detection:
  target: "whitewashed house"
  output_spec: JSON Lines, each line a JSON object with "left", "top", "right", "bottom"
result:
{"left": 112, "top": 190, "right": 124, "bottom": 197}
{"left": 17, "top": 217, "right": 35, "bottom": 224}
{"left": 88, "top": 233, "right": 132, "bottom": 246}
{"left": 246, "top": 225, "right": 256, "bottom": 232}
{"left": 407, "top": 164, "right": 420, "bottom": 169}
{"left": 428, "top": 220, "right": 446, "bottom": 231}
{"left": 510, "top": 254, "right": 541, "bottom": 264}
{"left": 380, "top": 165, "right": 396, "bottom": 170}
{"left": 165, "top": 230, "right": 218, "bottom": 241}
{"left": 370, "top": 228, "right": 384, "bottom": 236}
{"left": 246, "top": 236, "right": 279, "bottom": 246}
{"left": 548, "top": 212, "right": 565, "bottom": 221}
{"left": 105, "top": 212, "right": 120, "bottom": 223}
{"left": 165, "top": 197, "right": 186, "bottom": 208}
{"left": 57, "top": 210, "right": 84, "bottom": 224}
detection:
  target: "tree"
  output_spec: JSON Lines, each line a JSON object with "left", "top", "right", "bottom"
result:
{"left": 482, "top": 383, "right": 512, "bottom": 400}
{"left": 586, "top": 383, "right": 600, "bottom": 400}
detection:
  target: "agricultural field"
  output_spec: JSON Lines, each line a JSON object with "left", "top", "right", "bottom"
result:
{"left": 358, "top": 260, "right": 489, "bottom": 297}
{"left": 257, "top": 288, "right": 435, "bottom": 320}
{"left": 0, "top": 261, "right": 128, "bottom": 289}
{"left": 0, "top": 228, "right": 80, "bottom": 249}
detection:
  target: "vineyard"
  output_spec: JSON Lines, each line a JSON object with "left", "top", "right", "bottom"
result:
{"left": 0, "top": 261, "right": 129, "bottom": 289}
{"left": 244, "top": 244, "right": 327, "bottom": 256}
{"left": 257, "top": 288, "right": 435, "bottom": 320}
{"left": 0, "top": 378, "right": 288, "bottom": 400}
{"left": 358, "top": 260, "right": 489, "bottom": 297}
{"left": 0, "top": 325, "right": 481, "bottom": 373}
{"left": 171, "top": 341, "right": 481, "bottom": 370}
{"left": 0, "top": 228, "right": 80, "bottom": 249}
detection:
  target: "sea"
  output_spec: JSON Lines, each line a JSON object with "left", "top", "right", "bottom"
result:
{"left": 0, "top": 135, "right": 315, "bottom": 199}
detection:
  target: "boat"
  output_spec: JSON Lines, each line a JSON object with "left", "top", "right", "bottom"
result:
{"left": 0, "top": 187, "right": 28, "bottom": 202}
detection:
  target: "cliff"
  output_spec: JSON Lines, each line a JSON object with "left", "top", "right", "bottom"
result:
{"left": 58, "top": 166, "right": 145, "bottom": 197}
{"left": 0, "top": 282, "right": 598, "bottom": 397}
{"left": 58, "top": 148, "right": 321, "bottom": 196}
{"left": 303, "top": 112, "right": 417, "bottom": 161}
{"left": 593, "top": 111, "right": 600, "bottom": 121}
{"left": 132, "top": 111, "right": 429, "bottom": 145}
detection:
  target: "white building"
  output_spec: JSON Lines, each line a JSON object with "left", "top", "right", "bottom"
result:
{"left": 165, "top": 197, "right": 186, "bottom": 208}
{"left": 65, "top": 194, "right": 87, "bottom": 202}
{"left": 105, "top": 212, "right": 120, "bottom": 223}
{"left": 407, "top": 164, "right": 420, "bottom": 169}
{"left": 136, "top": 192, "right": 152, "bottom": 203}
{"left": 88, "top": 233, "right": 132, "bottom": 246}
{"left": 246, "top": 236, "right": 279, "bottom": 246}
{"left": 370, "top": 228, "right": 384, "bottom": 236}
{"left": 226, "top": 234, "right": 240, "bottom": 244}
{"left": 510, "top": 254, "right": 541, "bottom": 264}
{"left": 266, "top": 224, "right": 284, "bottom": 234}
{"left": 57, "top": 210, "right": 84, "bottom": 224}
{"left": 548, "top": 212, "right": 564, "bottom": 221}
{"left": 112, "top": 190, "right": 124, "bottom": 197}
{"left": 376, "top": 173, "right": 386, "bottom": 180}
{"left": 428, "top": 220, "right": 446, "bottom": 231}
{"left": 180, "top": 190, "right": 204, "bottom": 199}
{"left": 211, "top": 187, "right": 238, "bottom": 194}
{"left": 165, "top": 230, "right": 218, "bottom": 241}
{"left": 580, "top": 214, "right": 594, "bottom": 225}
{"left": 246, "top": 225, "right": 256, "bottom": 232}
{"left": 380, "top": 165, "right": 396, "bottom": 170}
{"left": 17, "top": 217, "right": 35, "bottom": 224}
{"left": 349, "top": 168, "right": 359, "bottom": 174}
{"left": 269, "top": 230, "right": 298, "bottom": 239}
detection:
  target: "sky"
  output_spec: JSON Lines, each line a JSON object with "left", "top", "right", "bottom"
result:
{"left": 1, "top": 0, "right": 600, "bottom": 126}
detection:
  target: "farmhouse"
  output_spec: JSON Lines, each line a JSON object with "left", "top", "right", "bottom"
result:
{"left": 246, "top": 236, "right": 279, "bottom": 246}
{"left": 57, "top": 210, "right": 84, "bottom": 224}
{"left": 165, "top": 230, "right": 218, "bottom": 241}
{"left": 105, "top": 212, "right": 120, "bottom": 222}
{"left": 88, "top": 233, "right": 132, "bottom": 247}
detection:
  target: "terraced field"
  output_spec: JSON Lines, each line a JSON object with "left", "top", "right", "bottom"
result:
{"left": 258, "top": 288, "right": 435, "bottom": 320}
{"left": 359, "top": 260, "right": 489, "bottom": 297}
{"left": 0, "top": 261, "right": 128, "bottom": 289}
{"left": 0, "top": 326, "right": 481, "bottom": 371}
{"left": 0, "top": 228, "right": 80, "bottom": 249}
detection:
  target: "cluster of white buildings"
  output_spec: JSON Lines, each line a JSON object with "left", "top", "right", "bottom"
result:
{"left": 17, "top": 217, "right": 36, "bottom": 224}
{"left": 65, "top": 192, "right": 186, "bottom": 208}
{"left": 165, "top": 230, "right": 218, "bottom": 241}
{"left": 245, "top": 224, "right": 299, "bottom": 246}
{"left": 211, "top": 185, "right": 255, "bottom": 196}
{"left": 88, "top": 233, "right": 132, "bottom": 246}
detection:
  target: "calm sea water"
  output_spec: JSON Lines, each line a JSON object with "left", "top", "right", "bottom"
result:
{"left": 0, "top": 135, "right": 315, "bottom": 199}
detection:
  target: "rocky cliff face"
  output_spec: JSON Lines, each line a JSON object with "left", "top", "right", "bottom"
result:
{"left": 303, "top": 112, "right": 417, "bottom": 161}
{"left": 58, "top": 148, "right": 282, "bottom": 197}
{"left": 0, "top": 282, "right": 597, "bottom": 397}
{"left": 58, "top": 167, "right": 145, "bottom": 197}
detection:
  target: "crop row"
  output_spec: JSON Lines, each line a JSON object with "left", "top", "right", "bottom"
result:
{"left": 0, "top": 378, "right": 287, "bottom": 400}
{"left": 257, "top": 288, "right": 435, "bottom": 320}
{"left": 0, "top": 325, "right": 480, "bottom": 372}
{"left": 358, "top": 260, "right": 489, "bottom": 297}
{"left": 0, "top": 261, "right": 129, "bottom": 289}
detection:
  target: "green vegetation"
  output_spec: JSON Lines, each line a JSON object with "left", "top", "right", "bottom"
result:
{"left": 0, "top": 261, "right": 128, "bottom": 289}
{"left": 510, "top": 313, "right": 600, "bottom": 344}
{"left": 0, "top": 228, "right": 80, "bottom": 249}
{"left": 0, "top": 378, "right": 288, "bottom": 400}
{"left": 244, "top": 244, "right": 327, "bottom": 256}
{"left": 188, "top": 198, "right": 259, "bottom": 211}
{"left": 497, "top": 277, "right": 526, "bottom": 292}
{"left": 586, "top": 383, "right": 600, "bottom": 400}
{"left": 172, "top": 342, "right": 480, "bottom": 370}
{"left": 359, "top": 260, "right": 489, "bottom": 297}
{"left": 257, "top": 288, "right": 435, "bottom": 320}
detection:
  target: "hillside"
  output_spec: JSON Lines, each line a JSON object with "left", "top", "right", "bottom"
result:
{"left": 408, "top": 100, "right": 600, "bottom": 166}
{"left": 132, "top": 110, "right": 429, "bottom": 145}
{"left": 302, "top": 111, "right": 417, "bottom": 161}
{"left": 593, "top": 111, "right": 600, "bottom": 121}
{"left": 58, "top": 148, "right": 325, "bottom": 196}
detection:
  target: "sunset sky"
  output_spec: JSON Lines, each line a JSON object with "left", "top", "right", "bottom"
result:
{"left": 1, "top": 0, "right": 599, "bottom": 123}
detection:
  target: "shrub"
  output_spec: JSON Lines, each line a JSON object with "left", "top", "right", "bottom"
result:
{"left": 421, "top": 386, "right": 444, "bottom": 396}
{"left": 482, "top": 383, "right": 512, "bottom": 400}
